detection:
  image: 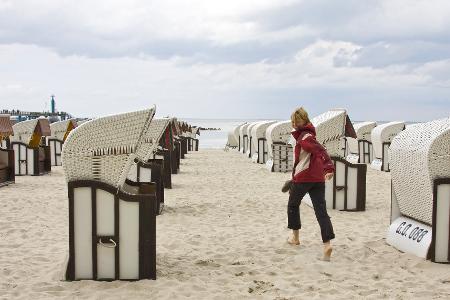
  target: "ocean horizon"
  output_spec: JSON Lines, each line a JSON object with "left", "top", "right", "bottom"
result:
{"left": 184, "top": 118, "right": 419, "bottom": 149}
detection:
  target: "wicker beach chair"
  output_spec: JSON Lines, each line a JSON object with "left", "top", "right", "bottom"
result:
{"left": 127, "top": 117, "right": 172, "bottom": 214}
{"left": 370, "top": 121, "right": 405, "bottom": 172}
{"left": 245, "top": 121, "right": 263, "bottom": 158}
{"left": 0, "top": 115, "right": 14, "bottom": 186}
{"left": 387, "top": 117, "right": 450, "bottom": 263}
{"left": 250, "top": 121, "right": 277, "bottom": 163}
{"left": 11, "top": 118, "right": 51, "bottom": 176}
{"left": 225, "top": 130, "right": 239, "bottom": 150}
{"left": 186, "top": 126, "right": 200, "bottom": 152}
{"left": 265, "top": 120, "right": 293, "bottom": 172}
{"left": 47, "top": 119, "right": 77, "bottom": 166}
{"left": 62, "top": 107, "right": 158, "bottom": 281}
{"left": 239, "top": 123, "right": 251, "bottom": 155}
{"left": 301, "top": 109, "right": 366, "bottom": 211}
{"left": 178, "top": 121, "right": 189, "bottom": 158}
{"left": 345, "top": 121, "right": 377, "bottom": 164}
{"left": 170, "top": 118, "right": 181, "bottom": 174}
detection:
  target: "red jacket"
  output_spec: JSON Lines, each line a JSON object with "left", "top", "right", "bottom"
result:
{"left": 291, "top": 123, "right": 335, "bottom": 183}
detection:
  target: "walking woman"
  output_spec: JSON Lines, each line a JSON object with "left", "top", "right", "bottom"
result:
{"left": 285, "top": 107, "right": 335, "bottom": 261}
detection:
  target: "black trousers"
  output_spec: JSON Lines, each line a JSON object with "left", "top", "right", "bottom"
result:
{"left": 287, "top": 182, "right": 335, "bottom": 243}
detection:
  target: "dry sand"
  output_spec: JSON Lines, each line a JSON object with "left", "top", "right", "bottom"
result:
{"left": 0, "top": 149, "right": 449, "bottom": 299}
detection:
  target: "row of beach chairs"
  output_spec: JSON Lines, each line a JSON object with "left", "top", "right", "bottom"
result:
{"left": 0, "top": 110, "right": 200, "bottom": 280}
{"left": 226, "top": 110, "right": 450, "bottom": 264}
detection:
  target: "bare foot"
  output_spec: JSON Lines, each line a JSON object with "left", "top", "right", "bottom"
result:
{"left": 287, "top": 237, "right": 300, "bottom": 245}
{"left": 322, "top": 245, "right": 332, "bottom": 261}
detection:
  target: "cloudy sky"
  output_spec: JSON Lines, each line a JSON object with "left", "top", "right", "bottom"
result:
{"left": 0, "top": 0, "right": 449, "bottom": 121}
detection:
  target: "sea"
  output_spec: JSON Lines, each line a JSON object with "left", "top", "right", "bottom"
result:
{"left": 183, "top": 118, "right": 269, "bottom": 149}
{"left": 184, "top": 118, "right": 418, "bottom": 150}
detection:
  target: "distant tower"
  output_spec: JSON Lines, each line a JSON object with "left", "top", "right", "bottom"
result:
{"left": 51, "top": 95, "right": 56, "bottom": 113}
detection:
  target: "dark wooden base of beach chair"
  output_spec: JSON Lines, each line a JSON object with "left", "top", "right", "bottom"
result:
{"left": 257, "top": 138, "right": 269, "bottom": 164}
{"left": 128, "top": 159, "right": 165, "bottom": 215}
{"left": 272, "top": 143, "right": 293, "bottom": 173}
{"left": 326, "top": 156, "right": 367, "bottom": 211}
{"left": 47, "top": 138, "right": 64, "bottom": 166}
{"left": 65, "top": 180, "right": 157, "bottom": 281}
{"left": 0, "top": 148, "right": 15, "bottom": 187}
{"left": 159, "top": 149, "right": 172, "bottom": 189}
{"left": 12, "top": 142, "right": 51, "bottom": 176}
{"left": 171, "top": 141, "right": 180, "bottom": 174}
{"left": 180, "top": 137, "right": 188, "bottom": 159}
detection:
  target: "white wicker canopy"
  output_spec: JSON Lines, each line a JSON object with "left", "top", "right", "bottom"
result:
{"left": 239, "top": 123, "right": 250, "bottom": 138}
{"left": 49, "top": 119, "right": 78, "bottom": 141}
{"left": 250, "top": 121, "right": 277, "bottom": 153}
{"left": 266, "top": 120, "right": 291, "bottom": 159}
{"left": 11, "top": 118, "right": 51, "bottom": 146}
{"left": 347, "top": 121, "right": 377, "bottom": 155}
{"left": 226, "top": 123, "right": 245, "bottom": 148}
{"left": 233, "top": 123, "right": 245, "bottom": 142}
{"left": 371, "top": 121, "right": 405, "bottom": 160}
{"left": 135, "top": 118, "right": 171, "bottom": 161}
{"left": 62, "top": 107, "right": 156, "bottom": 188}
{"left": 246, "top": 121, "right": 261, "bottom": 137}
{"left": 311, "top": 109, "right": 348, "bottom": 157}
{"left": 390, "top": 117, "right": 450, "bottom": 225}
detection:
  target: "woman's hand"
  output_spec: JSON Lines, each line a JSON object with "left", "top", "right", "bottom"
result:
{"left": 324, "top": 173, "right": 334, "bottom": 181}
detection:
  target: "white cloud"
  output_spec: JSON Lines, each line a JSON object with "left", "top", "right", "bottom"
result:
{"left": 0, "top": 1, "right": 449, "bottom": 121}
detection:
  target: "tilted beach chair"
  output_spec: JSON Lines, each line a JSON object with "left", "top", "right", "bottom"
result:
{"left": 0, "top": 115, "right": 14, "bottom": 186}
{"left": 62, "top": 107, "right": 158, "bottom": 281}
{"left": 370, "top": 121, "right": 405, "bottom": 172}
{"left": 170, "top": 118, "right": 181, "bottom": 174}
{"left": 239, "top": 123, "right": 251, "bottom": 155}
{"left": 387, "top": 117, "right": 450, "bottom": 263}
{"left": 265, "top": 120, "right": 293, "bottom": 172}
{"left": 179, "top": 121, "right": 189, "bottom": 158}
{"left": 345, "top": 121, "right": 377, "bottom": 164}
{"left": 127, "top": 118, "right": 172, "bottom": 214}
{"left": 250, "top": 120, "right": 277, "bottom": 163}
{"left": 246, "top": 121, "right": 262, "bottom": 159}
{"left": 47, "top": 119, "right": 77, "bottom": 166}
{"left": 11, "top": 118, "right": 51, "bottom": 176}
{"left": 300, "top": 109, "right": 366, "bottom": 212}
{"left": 186, "top": 126, "right": 200, "bottom": 152}
{"left": 225, "top": 129, "right": 239, "bottom": 151}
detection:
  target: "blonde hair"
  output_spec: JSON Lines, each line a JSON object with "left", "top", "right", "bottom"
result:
{"left": 291, "top": 107, "right": 310, "bottom": 126}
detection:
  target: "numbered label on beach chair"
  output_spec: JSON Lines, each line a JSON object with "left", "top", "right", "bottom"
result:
{"left": 387, "top": 217, "right": 432, "bottom": 259}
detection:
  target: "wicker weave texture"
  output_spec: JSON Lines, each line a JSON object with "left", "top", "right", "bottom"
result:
{"left": 371, "top": 121, "right": 405, "bottom": 159}
{"left": 354, "top": 121, "right": 377, "bottom": 141}
{"left": 135, "top": 118, "right": 170, "bottom": 161}
{"left": 226, "top": 131, "right": 238, "bottom": 147}
{"left": 251, "top": 121, "right": 277, "bottom": 154}
{"left": 11, "top": 119, "right": 38, "bottom": 144}
{"left": 347, "top": 121, "right": 377, "bottom": 155}
{"left": 266, "top": 120, "right": 291, "bottom": 159}
{"left": 390, "top": 118, "right": 450, "bottom": 225}
{"left": 311, "top": 109, "right": 347, "bottom": 157}
{"left": 239, "top": 123, "right": 251, "bottom": 149}
{"left": 50, "top": 119, "right": 77, "bottom": 141}
{"left": 233, "top": 123, "right": 245, "bottom": 143}
{"left": 62, "top": 108, "right": 155, "bottom": 188}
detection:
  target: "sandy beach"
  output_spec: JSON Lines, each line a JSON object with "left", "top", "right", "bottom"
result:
{"left": 1, "top": 149, "right": 449, "bottom": 299}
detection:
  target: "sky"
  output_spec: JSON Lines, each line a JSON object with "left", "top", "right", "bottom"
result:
{"left": 0, "top": 0, "right": 449, "bottom": 121}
